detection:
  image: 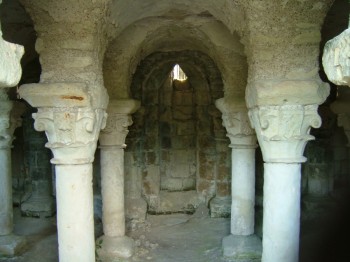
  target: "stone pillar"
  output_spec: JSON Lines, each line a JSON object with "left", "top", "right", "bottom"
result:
{"left": 0, "top": 4, "right": 26, "bottom": 255}
{"left": 96, "top": 99, "right": 140, "bottom": 259}
{"left": 0, "top": 98, "right": 27, "bottom": 256}
{"left": 21, "top": 108, "right": 55, "bottom": 218}
{"left": 323, "top": 28, "right": 350, "bottom": 189}
{"left": 249, "top": 104, "right": 322, "bottom": 262}
{"left": 215, "top": 98, "right": 262, "bottom": 259}
{"left": 19, "top": 83, "right": 108, "bottom": 262}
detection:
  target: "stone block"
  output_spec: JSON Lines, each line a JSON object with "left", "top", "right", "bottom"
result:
{"left": 169, "top": 149, "right": 196, "bottom": 163}
{"left": 143, "top": 136, "right": 157, "bottom": 150}
{"left": 197, "top": 179, "right": 216, "bottom": 196}
{"left": 182, "top": 178, "right": 196, "bottom": 190}
{"left": 161, "top": 136, "right": 171, "bottom": 149}
{"left": 161, "top": 177, "right": 183, "bottom": 191}
{"left": 142, "top": 165, "right": 160, "bottom": 195}
{"left": 157, "top": 191, "right": 204, "bottom": 213}
{"left": 172, "top": 106, "right": 193, "bottom": 120}
{"left": 197, "top": 136, "right": 216, "bottom": 151}
{"left": 222, "top": 234, "right": 262, "bottom": 260}
{"left": 176, "top": 121, "right": 195, "bottom": 135}
{"left": 0, "top": 235, "right": 27, "bottom": 257}
{"left": 96, "top": 235, "right": 134, "bottom": 259}
{"left": 199, "top": 164, "right": 215, "bottom": 180}
{"left": 209, "top": 196, "right": 231, "bottom": 218}
{"left": 159, "top": 122, "right": 171, "bottom": 135}
{"left": 217, "top": 164, "right": 230, "bottom": 181}
{"left": 144, "top": 120, "right": 158, "bottom": 135}
{"left": 216, "top": 181, "right": 231, "bottom": 197}
{"left": 145, "top": 151, "right": 158, "bottom": 165}
{"left": 197, "top": 121, "right": 211, "bottom": 134}
{"left": 172, "top": 91, "right": 193, "bottom": 106}
{"left": 195, "top": 91, "right": 210, "bottom": 105}
{"left": 125, "top": 197, "right": 147, "bottom": 220}
{"left": 171, "top": 136, "right": 195, "bottom": 149}
{"left": 144, "top": 91, "right": 159, "bottom": 105}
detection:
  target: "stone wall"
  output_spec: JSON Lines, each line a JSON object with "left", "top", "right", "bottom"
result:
{"left": 126, "top": 51, "right": 230, "bottom": 214}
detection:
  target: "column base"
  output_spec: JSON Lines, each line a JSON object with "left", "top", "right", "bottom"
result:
{"left": 223, "top": 234, "right": 262, "bottom": 260}
{"left": 21, "top": 196, "right": 55, "bottom": 218}
{"left": 0, "top": 234, "right": 27, "bottom": 257}
{"left": 96, "top": 235, "right": 134, "bottom": 259}
{"left": 209, "top": 196, "right": 231, "bottom": 218}
{"left": 126, "top": 197, "right": 147, "bottom": 221}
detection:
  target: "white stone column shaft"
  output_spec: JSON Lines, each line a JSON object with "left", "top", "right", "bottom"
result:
{"left": 100, "top": 146, "right": 125, "bottom": 237}
{"left": 249, "top": 104, "right": 322, "bottom": 262}
{"left": 262, "top": 163, "right": 301, "bottom": 262}
{"left": 56, "top": 164, "right": 95, "bottom": 262}
{"left": 230, "top": 145, "right": 256, "bottom": 235}
{"left": 97, "top": 99, "right": 140, "bottom": 260}
{"left": 216, "top": 98, "right": 261, "bottom": 259}
{"left": 0, "top": 147, "right": 12, "bottom": 235}
{"left": 19, "top": 83, "right": 109, "bottom": 262}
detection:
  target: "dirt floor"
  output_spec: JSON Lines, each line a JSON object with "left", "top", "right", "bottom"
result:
{"left": 3, "top": 198, "right": 349, "bottom": 262}
{"left": 0, "top": 207, "right": 250, "bottom": 262}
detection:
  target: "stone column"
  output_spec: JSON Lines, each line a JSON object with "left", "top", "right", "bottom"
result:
{"left": 215, "top": 98, "right": 261, "bottom": 259}
{"left": 0, "top": 98, "right": 27, "bottom": 256}
{"left": 249, "top": 104, "right": 322, "bottom": 262}
{"left": 323, "top": 29, "right": 350, "bottom": 189}
{"left": 0, "top": 5, "right": 26, "bottom": 255}
{"left": 96, "top": 99, "right": 140, "bottom": 259}
{"left": 19, "top": 83, "right": 108, "bottom": 262}
{"left": 21, "top": 108, "right": 55, "bottom": 218}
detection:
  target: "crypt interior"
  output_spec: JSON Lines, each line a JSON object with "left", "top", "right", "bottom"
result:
{"left": 1, "top": 0, "right": 350, "bottom": 261}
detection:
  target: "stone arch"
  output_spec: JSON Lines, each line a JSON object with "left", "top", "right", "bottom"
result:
{"left": 103, "top": 17, "right": 247, "bottom": 102}
{"left": 125, "top": 50, "right": 231, "bottom": 215}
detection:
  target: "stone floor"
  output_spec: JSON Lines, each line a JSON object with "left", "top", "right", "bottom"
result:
{"left": 1, "top": 196, "right": 350, "bottom": 262}
{"left": 0, "top": 207, "right": 252, "bottom": 262}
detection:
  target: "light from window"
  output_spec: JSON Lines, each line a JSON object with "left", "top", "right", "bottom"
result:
{"left": 171, "top": 64, "right": 187, "bottom": 81}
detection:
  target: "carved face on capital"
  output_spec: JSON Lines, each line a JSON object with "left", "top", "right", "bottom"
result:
{"left": 222, "top": 114, "right": 238, "bottom": 129}
{"left": 116, "top": 115, "right": 132, "bottom": 133}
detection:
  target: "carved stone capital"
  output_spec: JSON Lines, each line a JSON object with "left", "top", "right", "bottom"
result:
{"left": 215, "top": 98, "right": 256, "bottom": 147}
{"left": 0, "top": 99, "right": 26, "bottom": 148}
{"left": 249, "top": 105, "right": 322, "bottom": 163}
{"left": 18, "top": 82, "right": 108, "bottom": 164}
{"left": 33, "top": 107, "right": 107, "bottom": 164}
{"left": 0, "top": 100, "right": 13, "bottom": 148}
{"left": 99, "top": 99, "right": 140, "bottom": 147}
{"left": 0, "top": 32, "right": 24, "bottom": 88}
{"left": 323, "top": 28, "right": 350, "bottom": 86}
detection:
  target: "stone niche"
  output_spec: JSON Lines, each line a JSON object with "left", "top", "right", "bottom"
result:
{"left": 126, "top": 52, "right": 230, "bottom": 215}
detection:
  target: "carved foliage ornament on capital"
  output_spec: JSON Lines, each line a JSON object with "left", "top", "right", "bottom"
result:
{"left": 0, "top": 101, "right": 13, "bottom": 149}
{"left": 323, "top": 28, "right": 350, "bottom": 86}
{"left": 33, "top": 107, "right": 107, "bottom": 164}
{"left": 99, "top": 113, "right": 133, "bottom": 147}
{"left": 221, "top": 111, "right": 256, "bottom": 147}
{"left": 249, "top": 105, "right": 322, "bottom": 163}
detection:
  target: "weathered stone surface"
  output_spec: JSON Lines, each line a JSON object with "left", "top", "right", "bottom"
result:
{"left": 125, "top": 197, "right": 147, "bottom": 221}
{"left": 0, "top": 234, "right": 27, "bottom": 257}
{"left": 0, "top": 34, "right": 24, "bottom": 88}
{"left": 222, "top": 234, "right": 262, "bottom": 259}
{"left": 96, "top": 235, "right": 134, "bottom": 259}
{"left": 209, "top": 196, "right": 231, "bottom": 218}
{"left": 152, "top": 191, "right": 204, "bottom": 214}
{"left": 323, "top": 28, "right": 350, "bottom": 86}
{"left": 249, "top": 104, "right": 322, "bottom": 163}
